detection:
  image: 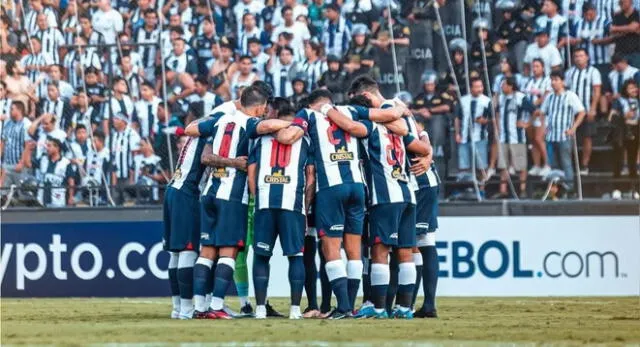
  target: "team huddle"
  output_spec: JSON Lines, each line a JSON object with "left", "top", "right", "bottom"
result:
{"left": 162, "top": 75, "right": 440, "bottom": 320}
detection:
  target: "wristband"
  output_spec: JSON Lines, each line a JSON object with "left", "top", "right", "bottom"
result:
{"left": 320, "top": 103, "right": 334, "bottom": 116}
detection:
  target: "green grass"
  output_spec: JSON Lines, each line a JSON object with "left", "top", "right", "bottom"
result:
{"left": 1, "top": 297, "right": 639, "bottom": 345}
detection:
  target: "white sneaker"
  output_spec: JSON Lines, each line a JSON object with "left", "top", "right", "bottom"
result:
{"left": 223, "top": 305, "right": 239, "bottom": 318}
{"left": 612, "top": 190, "right": 622, "bottom": 200}
{"left": 508, "top": 167, "right": 516, "bottom": 176}
{"left": 486, "top": 167, "right": 496, "bottom": 178}
{"left": 528, "top": 166, "right": 541, "bottom": 176}
{"left": 171, "top": 310, "right": 180, "bottom": 319}
{"left": 255, "top": 305, "right": 267, "bottom": 319}
{"left": 289, "top": 306, "right": 302, "bottom": 320}
{"left": 538, "top": 166, "right": 552, "bottom": 177}
{"left": 579, "top": 168, "right": 589, "bottom": 176}
{"left": 633, "top": 191, "right": 640, "bottom": 200}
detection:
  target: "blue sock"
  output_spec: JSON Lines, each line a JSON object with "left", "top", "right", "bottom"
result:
{"left": 362, "top": 256, "right": 372, "bottom": 304}
{"left": 370, "top": 263, "right": 390, "bottom": 310}
{"left": 211, "top": 257, "right": 235, "bottom": 310}
{"left": 192, "top": 257, "right": 213, "bottom": 312}
{"left": 325, "top": 259, "right": 350, "bottom": 313}
{"left": 169, "top": 261, "right": 179, "bottom": 298}
{"left": 421, "top": 245, "right": 439, "bottom": 312}
{"left": 412, "top": 253, "right": 423, "bottom": 309}
{"left": 346, "top": 260, "right": 363, "bottom": 311}
{"left": 397, "top": 262, "right": 416, "bottom": 309}
{"left": 178, "top": 253, "right": 196, "bottom": 300}
{"left": 386, "top": 257, "right": 399, "bottom": 313}
{"left": 252, "top": 253, "right": 270, "bottom": 306}
{"left": 303, "top": 236, "right": 318, "bottom": 310}
{"left": 288, "top": 256, "right": 305, "bottom": 306}
{"left": 318, "top": 240, "right": 332, "bottom": 313}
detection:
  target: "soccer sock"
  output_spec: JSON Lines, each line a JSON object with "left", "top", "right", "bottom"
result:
{"left": 346, "top": 259, "right": 363, "bottom": 311}
{"left": 370, "top": 263, "right": 390, "bottom": 311}
{"left": 397, "top": 262, "right": 417, "bottom": 310}
{"left": 206, "top": 259, "right": 216, "bottom": 308}
{"left": 252, "top": 253, "right": 270, "bottom": 306}
{"left": 318, "top": 240, "right": 332, "bottom": 313}
{"left": 210, "top": 257, "right": 235, "bottom": 310}
{"left": 177, "top": 250, "right": 197, "bottom": 318}
{"left": 421, "top": 243, "right": 439, "bottom": 312}
{"left": 303, "top": 235, "right": 318, "bottom": 310}
{"left": 192, "top": 257, "right": 213, "bottom": 312}
{"left": 325, "top": 259, "right": 350, "bottom": 313}
{"left": 288, "top": 255, "right": 305, "bottom": 307}
{"left": 234, "top": 247, "right": 250, "bottom": 307}
{"left": 362, "top": 256, "right": 372, "bottom": 304}
{"left": 168, "top": 252, "right": 180, "bottom": 314}
{"left": 386, "top": 256, "right": 399, "bottom": 313}
{"left": 411, "top": 252, "right": 424, "bottom": 309}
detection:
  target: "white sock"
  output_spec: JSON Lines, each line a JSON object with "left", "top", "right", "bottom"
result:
{"left": 210, "top": 297, "right": 224, "bottom": 311}
{"left": 398, "top": 262, "right": 417, "bottom": 310}
{"left": 413, "top": 253, "right": 423, "bottom": 267}
{"left": 194, "top": 257, "right": 213, "bottom": 312}
{"left": 172, "top": 296, "right": 180, "bottom": 313}
{"left": 325, "top": 259, "right": 347, "bottom": 282}
{"left": 347, "top": 260, "right": 363, "bottom": 280}
{"left": 169, "top": 253, "right": 179, "bottom": 312}
{"left": 370, "top": 263, "right": 390, "bottom": 286}
{"left": 205, "top": 294, "right": 212, "bottom": 309}
{"left": 180, "top": 298, "right": 194, "bottom": 318}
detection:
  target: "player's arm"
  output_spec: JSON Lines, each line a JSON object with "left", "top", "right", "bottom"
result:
{"left": 247, "top": 163, "right": 257, "bottom": 196}
{"left": 324, "top": 105, "right": 369, "bottom": 138}
{"left": 184, "top": 114, "right": 221, "bottom": 137}
{"left": 200, "top": 143, "right": 248, "bottom": 170}
{"left": 409, "top": 131, "right": 434, "bottom": 176}
{"left": 276, "top": 110, "right": 310, "bottom": 145}
{"left": 384, "top": 118, "right": 409, "bottom": 136}
{"left": 367, "top": 106, "right": 405, "bottom": 123}
{"left": 305, "top": 164, "right": 316, "bottom": 214}
{"left": 404, "top": 133, "right": 431, "bottom": 157}
{"left": 254, "top": 119, "right": 291, "bottom": 136}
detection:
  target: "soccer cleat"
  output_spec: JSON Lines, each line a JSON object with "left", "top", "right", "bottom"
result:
{"left": 222, "top": 305, "right": 239, "bottom": 318}
{"left": 372, "top": 309, "right": 389, "bottom": 319}
{"left": 265, "top": 301, "right": 285, "bottom": 318}
{"left": 239, "top": 303, "right": 254, "bottom": 317}
{"left": 303, "top": 307, "right": 321, "bottom": 318}
{"left": 211, "top": 309, "right": 233, "bottom": 319}
{"left": 325, "top": 309, "right": 350, "bottom": 320}
{"left": 414, "top": 309, "right": 438, "bottom": 318}
{"left": 255, "top": 305, "right": 267, "bottom": 319}
{"left": 391, "top": 306, "right": 414, "bottom": 319}
{"left": 353, "top": 305, "right": 377, "bottom": 319}
{"left": 194, "top": 310, "right": 217, "bottom": 319}
{"left": 289, "top": 306, "right": 302, "bottom": 320}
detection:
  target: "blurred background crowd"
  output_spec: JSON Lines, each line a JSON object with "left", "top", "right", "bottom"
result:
{"left": 0, "top": 0, "right": 639, "bottom": 207}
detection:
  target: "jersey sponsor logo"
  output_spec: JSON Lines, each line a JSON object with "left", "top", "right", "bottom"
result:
{"left": 264, "top": 170, "right": 291, "bottom": 184}
{"left": 392, "top": 167, "right": 408, "bottom": 182}
{"left": 211, "top": 168, "right": 229, "bottom": 178}
{"left": 172, "top": 168, "right": 182, "bottom": 180}
{"left": 416, "top": 222, "right": 429, "bottom": 230}
{"left": 200, "top": 233, "right": 210, "bottom": 240}
{"left": 390, "top": 233, "right": 398, "bottom": 239}
{"left": 329, "top": 147, "right": 354, "bottom": 162}
{"left": 329, "top": 224, "right": 344, "bottom": 231}
{"left": 256, "top": 242, "right": 270, "bottom": 251}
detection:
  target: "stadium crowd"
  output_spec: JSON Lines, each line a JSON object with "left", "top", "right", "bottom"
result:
{"left": 1, "top": 0, "right": 640, "bottom": 207}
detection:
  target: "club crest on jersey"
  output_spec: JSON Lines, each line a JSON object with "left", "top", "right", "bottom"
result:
{"left": 172, "top": 168, "right": 182, "bottom": 180}
{"left": 330, "top": 146, "right": 355, "bottom": 162}
{"left": 264, "top": 170, "right": 291, "bottom": 184}
{"left": 392, "top": 167, "right": 408, "bottom": 181}
{"left": 212, "top": 168, "right": 229, "bottom": 178}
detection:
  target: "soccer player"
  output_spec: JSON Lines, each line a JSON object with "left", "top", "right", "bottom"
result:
{"left": 248, "top": 100, "right": 314, "bottom": 319}
{"left": 331, "top": 76, "right": 430, "bottom": 319}
{"left": 276, "top": 88, "right": 409, "bottom": 319}
{"left": 185, "top": 85, "right": 290, "bottom": 319}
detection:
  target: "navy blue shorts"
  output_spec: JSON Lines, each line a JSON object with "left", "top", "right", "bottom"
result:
{"left": 200, "top": 195, "right": 248, "bottom": 249}
{"left": 368, "top": 202, "right": 416, "bottom": 248}
{"left": 315, "top": 183, "right": 365, "bottom": 238}
{"left": 254, "top": 208, "right": 305, "bottom": 256}
{"left": 163, "top": 187, "right": 200, "bottom": 252}
{"left": 416, "top": 186, "right": 439, "bottom": 235}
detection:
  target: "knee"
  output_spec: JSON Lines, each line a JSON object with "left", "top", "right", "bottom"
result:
{"left": 321, "top": 237, "right": 342, "bottom": 261}
{"left": 199, "top": 246, "right": 217, "bottom": 260}
{"left": 396, "top": 248, "right": 414, "bottom": 263}
{"left": 371, "top": 245, "right": 389, "bottom": 264}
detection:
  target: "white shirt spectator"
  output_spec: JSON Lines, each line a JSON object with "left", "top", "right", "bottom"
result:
{"left": 92, "top": 8, "right": 124, "bottom": 44}
{"left": 523, "top": 42, "right": 563, "bottom": 76}
{"left": 271, "top": 22, "right": 311, "bottom": 62}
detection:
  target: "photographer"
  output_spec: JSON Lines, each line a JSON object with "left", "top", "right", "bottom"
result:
{"left": 133, "top": 138, "right": 166, "bottom": 204}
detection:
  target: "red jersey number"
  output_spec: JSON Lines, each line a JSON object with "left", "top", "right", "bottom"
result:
{"left": 385, "top": 133, "right": 405, "bottom": 166}
{"left": 270, "top": 139, "right": 292, "bottom": 168}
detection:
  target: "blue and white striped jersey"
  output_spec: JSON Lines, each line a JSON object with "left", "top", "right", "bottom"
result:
{"left": 497, "top": 92, "right": 536, "bottom": 144}
{"left": 565, "top": 65, "right": 602, "bottom": 112}
{"left": 457, "top": 94, "right": 493, "bottom": 143}
{"left": 294, "top": 106, "right": 368, "bottom": 191}
{"left": 169, "top": 137, "right": 208, "bottom": 196}
{"left": 613, "top": 97, "right": 640, "bottom": 122}
{"left": 198, "top": 111, "right": 261, "bottom": 204}
{"left": 36, "top": 156, "right": 75, "bottom": 207}
{"left": 322, "top": 16, "right": 351, "bottom": 57}
{"left": 360, "top": 118, "right": 416, "bottom": 206}
{"left": 535, "top": 14, "right": 568, "bottom": 46}
{"left": 401, "top": 113, "right": 439, "bottom": 189}
{"left": 573, "top": 17, "right": 611, "bottom": 65}
{"left": 541, "top": 90, "right": 585, "bottom": 142}
{"left": 608, "top": 66, "right": 640, "bottom": 95}
{"left": 250, "top": 134, "right": 311, "bottom": 213}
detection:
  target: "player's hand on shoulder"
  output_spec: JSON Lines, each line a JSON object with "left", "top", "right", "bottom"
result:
{"left": 234, "top": 156, "right": 248, "bottom": 171}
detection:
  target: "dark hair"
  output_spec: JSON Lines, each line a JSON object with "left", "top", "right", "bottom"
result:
{"left": 141, "top": 80, "right": 154, "bottom": 89}
{"left": 277, "top": 45, "right": 294, "bottom": 56}
{"left": 501, "top": 58, "right": 517, "bottom": 73}
{"left": 75, "top": 124, "right": 87, "bottom": 132}
{"left": 275, "top": 99, "right": 295, "bottom": 118}
{"left": 349, "top": 75, "right": 379, "bottom": 95}
{"left": 503, "top": 76, "right": 517, "bottom": 90}
{"left": 79, "top": 13, "right": 91, "bottom": 22}
{"left": 239, "top": 55, "right": 253, "bottom": 63}
{"left": 143, "top": 8, "right": 157, "bottom": 17}
{"left": 307, "top": 89, "right": 333, "bottom": 105}
{"left": 6, "top": 60, "right": 19, "bottom": 76}
{"left": 47, "top": 81, "right": 60, "bottom": 90}
{"left": 195, "top": 75, "right": 209, "bottom": 85}
{"left": 470, "top": 77, "right": 484, "bottom": 87}
{"left": 93, "top": 130, "right": 106, "bottom": 143}
{"left": 550, "top": 70, "right": 564, "bottom": 80}
{"left": 112, "top": 76, "right": 126, "bottom": 87}
{"left": 252, "top": 80, "right": 274, "bottom": 99}
{"left": 30, "top": 36, "right": 41, "bottom": 44}
{"left": 621, "top": 79, "right": 638, "bottom": 98}
{"left": 573, "top": 47, "right": 588, "bottom": 56}
{"left": 281, "top": 5, "right": 292, "bottom": 15}
{"left": 240, "top": 85, "right": 269, "bottom": 108}
{"left": 10, "top": 102, "right": 26, "bottom": 116}
{"left": 612, "top": 53, "right": 627, "bottom": 64}
{"left": 242, "top": 12, "right": 255, "bottom": 22}
{"left": 306, "top": 41, "right": 324, "bottom": 57}
{"left": 349, "top": 94, "right": 373, "bottom": 108}
{"left": 170, "top": 25, "right": 185, "bottom": 36}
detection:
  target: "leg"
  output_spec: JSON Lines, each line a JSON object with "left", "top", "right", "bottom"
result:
{"left": 168, "top": 252, "right": 180, "bottom": 318}
{"left": 193, "top": 246, "right": 217, "bottom": 313}
{"left": 252, "top": 253, "right": 270, "bottom": 316}
{"left": 322, "top": 236, "right": 350, "bottom": 314}
{"left": 411, "top": 248, "right": 423, "bottom": 310}
{"left": 210, "top": 247, "right": 238, "bottom": 313}
{"left": 288, "top": 255, "right": 305, "bottom": 318}
{"left": 395, "top": 247, "right": 416, "bottom": 310}
{"left": 419, "top": 232, "right": 439, "bottom": 315}
{"left": 559, "top": 140, "right": 575, "bottom": 193}
{"left": 535, "top": 123, "right": 548, "bottom": 167}
{"left": 303, "top": 233, "right": 318, "bottom": 311}
{"left": 344, "top": 233, "right": 363, "bottom": 312}
{"left": 318, "top": 238, "right": 332, "bottom": 313}
{"left": 234, "top": 196, "right": 255, "bottom": 309}
{"left": 386, "top": 253, "right": 399, "bottom": 313}
{"left": 177, "top": 250, "right": 197, "bottom": 319}
{"left": 582, "top": 135, "right": 592, "bottom": 169}
{"left": 370, "top": 243, "right": 391, "bottom": 313}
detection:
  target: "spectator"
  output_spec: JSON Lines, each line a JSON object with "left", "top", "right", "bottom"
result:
{"left": 134, "top": 81, "right": 162, "bottom": 140}
{"left": 523, "top": 58, "right": 552, "bottom": 176}
{"left": 609, "top": 79, "right": 639, "bottom": 189}
{"left": 24, "top": 0, "right": 58, "bottom": 36}
{"left": 609, "top": 0, "right": 640, "bottom": 68}
{"left": 78, "top": 14, "right": 106, "bottom": 56}
{"left": 38, "top": 82, "right": 72, "bottom": 133}
{"left": 134, "top": 9, "right": 161, "bottom": 79}
{"left": 267, "top": 45, "right": 300, "bottom": 98}
{"left": 82, "top": 67, "right": 107, "bottom": 109}
{"left": 537, "top": 71, "right": 585, "bottom": 194}
{"left": 534, "top": 0, "right": 568, "bottom": 47}
{"left": 83, "top": 130, "right": 110, "bottom": 191}
{"left": 34, "top": 12, "right": 65, "bottom": 64}
{"left": 0, "top": 14, "right": 19, "bottom": 56}
{"left": 119, "top": 54, "right": 142, "bottom": 101}
{"left": 345, "top": 24, "right": 375, "bottom": 72}
{"left": 523, "top": 28, "right": 563, "bottom": 76}
{"left": 186, "top": 76, "right": 223, "bottom": 125}
{"left": 3, "top": 61, "right": 36, "bottom": 118}
{"left": 322, "top": 4, "right": 352, "bottom": 58}
{"left": 103, "top": 77, "right": 135, "bottom": 135}
{"left": 571, "top": 2, "right": 611, "bottom": 79}
{"left": 28, "top": 112, "right": 67, "bottom": 163}
{"left": 1, "top": 102, "right": 33, "bottom": 188}
{"left": 134, "top": 137, "right": 166, "bottom": 203}
{"left": 289, "top": 75, "right": 308, "bottom": 108}
{"left": 495, "top": 0, "right": 531, "bottom": 73}
{"left": 36, "top": 136, "right": 76, "bottom": 207}
{"left": 302, "top": 41, "right": 328, "bottom": 93}
{"left": 70, "top": 90, "right": 99, "bottom": 132}
{"left": 455, "top": 78, "right": 493, "bottom": 184}
{"left": 608, "top": 54, "right": 640, "bottom": 97}
{"left": 565, "top": 48, "right": 602, "bottom": 175}
{"left": 109, "top": 112, "right": 141, "bottom": 205}
{"left": 66, "top": 124, "right": 90, "bottom": 164}
{"left": 234, "top": 0, "right": 264, "bottom": 39}
{"left": 248, "top": 37, "right": 271, "bottom": 79}
{"left": 270, "top": 6, "right": 311, "bottom": 61}
{"left": 238, "top": 13, "right": 263, "bottom": 56}
{"left": 20, "top": 36, "right": 53, "bottom": 84}
{"left": 129, "top": 0, "right": 153, "bottom": 32}
{"left": 0, "top": 80, "right": 11, "bottom": 118}
{"left": 318, "top": 54, "right": 348, "bottom": 104}
{"left": 63, "top": 36, "right": 102, "bottom": 90}
{"left": 191, "top": 17, "right": 218, "bottom": 75}
{"left": 92, "top": 0, "right": 123, "bottom": 46}
{"left": 493, "top": 58, "right": 527, "bottom": 98}
{"left": 40, "top": 64, "right": 74, "bottom": 100}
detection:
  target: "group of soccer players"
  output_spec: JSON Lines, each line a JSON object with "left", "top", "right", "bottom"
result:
{"left": 162, "top": 75, "right": 441, "bottom": 320}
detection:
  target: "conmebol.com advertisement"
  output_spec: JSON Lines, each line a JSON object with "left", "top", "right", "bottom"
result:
{"left": 1, "top": 216, "right": 638, "bottom": 297}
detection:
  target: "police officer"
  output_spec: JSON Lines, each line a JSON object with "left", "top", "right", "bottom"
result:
{"left": 440, "top": 38, "right": 480, "bottom": 96}
{"left": 469, "top": 19, "right": 502, "bottom": 82}
{"left": 496, "top": 0, "right": 533, "bottom": 73}
{"left": 318, "top": 54, "right": 349, "bottom": 104}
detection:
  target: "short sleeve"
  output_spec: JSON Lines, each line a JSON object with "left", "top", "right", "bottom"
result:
{"left": 248, "top": 138, "right": 262, "bottom": 165}
{"left": 592, "top": 69, "right": 602, "bottom": 86}
{"left": 570, "top": 93, "right": 585, "bottom": 113}
{"left": 351, "top": 105, "right": 370, "bottom": 120}
{"left": 130, "top": 131, "right": 141, "bottom": 151}
{"left": 550, "top": 48, "right": 563, "bottom": 67}
{"left": 197, "top": 114, "right": 221, "bottom": 137}
{"left": 245, "top": 117, "right": 261, "bottom": 139}
{"left": 358, "top": 119, "right": 373, "bottom": 137}
{"left": 540, "top": 95, "right": 550, "bottom": 114}
{"left": 402, "top": 133, "right": 416, "bottom": 147}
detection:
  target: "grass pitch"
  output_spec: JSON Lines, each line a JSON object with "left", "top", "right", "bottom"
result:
{"left": 1, "top": 297, "right": 639, "bottom": 345}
